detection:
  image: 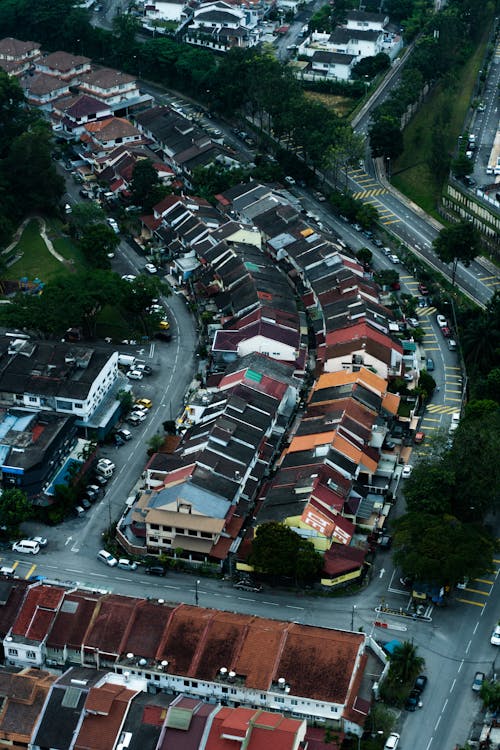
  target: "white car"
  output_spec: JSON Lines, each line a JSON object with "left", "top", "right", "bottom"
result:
{"left": 130, "top": 408, "right": 147, "bottom": 421}
{"left": 436, "top": 314, "right": 448, "bottom": 328}
{"left": 402, "top": 465, "right": 413, "bottom": 478}
{"left": 121, "top": 274, "right": 136, "bottom": 283}
{"left": 97, "top": 549, "right": 117, "bottom": 567}
{"left": 97, "top": 458, "right": 115, "bottom": 472}
{"left": 449, "top": 412, "right": 460, "bottom": 433}
{"left": 126, "top": 369, "right": 143, "bottom": 380}
{"left": 29, "top": 536, "right": 48, "bottom": 547}
{"left": 117, "top": 558, "right": 138, "bottom": 571}
{"left": 384, "top": 733, "right": 400, "bottom": 750}
{"left": 144, "top": 263, "right": 158, "bottom": 274}
{"left": 491, "top": 624, "right": 500, "bottom": 646}
{"left": 388, "top": 254, "right": 399, "bottom": 264}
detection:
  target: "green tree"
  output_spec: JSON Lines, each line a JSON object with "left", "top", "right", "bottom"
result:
{"left": 433, "top": 220, "right": 482, "bottom": 286}
{"left": 403, "top": 459, "right": 455, "bottom": 515}
{"left": 117, "top": 389, "right": 134, "bottom": 413}
{"left": 69, "top": 202, "right": 106, "bottom": 238}
{"left": 191, "top": 163, "right": 248, "bottom": 203}
{"left": 357, "top": 247, "right": 373, "bottom": 266}
{"left": 5, "top": 124, "right": 65, "bottom": 215}
{"left": 417, "top": 369, "right": 436, "bottom": 400}
{"left": 393, "top": 512, "right": 495, "bottom": 586}
{"left": 389, "top": 641, "right": 425, "bottom": 684}
{"left": 250, "top": 521, "right": 322, "bottom": 583}
{"left": 368, "top": 117, "right": 404, "bottom": 159}
{"left": 452, "top": 152, "right": 473, "bottom": 178}
{"left": 147, "top": 433, "right": 165, "bottom": 454}
{"left": 78, "top": 223, "right": 120, "bottom": 268}
{"left": 0, "top": 489, "right": 32, "bottom": 535}
{"left": 130, "top": 159, "right": 169, "bottom": 212}
{"left": 480, "top": 677, "right": 500, "bottom": 712}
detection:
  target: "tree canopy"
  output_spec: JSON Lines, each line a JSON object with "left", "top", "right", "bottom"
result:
{"left": 0, "top": 489, "right": 32, "bottom": 536}
{"left": 433, "top": 220, "right": 482, "bottom": 285}
{"left": 250, "top": 521, "right": 322, "bottom": 583}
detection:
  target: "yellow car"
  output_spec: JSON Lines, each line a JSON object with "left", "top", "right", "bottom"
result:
{"left": 135, "top": 398, "right": 153, "bottom": 409}
{"left": 159, "top": 319, "right": 170, "bottom": 330}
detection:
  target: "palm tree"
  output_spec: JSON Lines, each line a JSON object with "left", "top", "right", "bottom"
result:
{"left": 389, "top": 641, "right": 425, "bottom": 684}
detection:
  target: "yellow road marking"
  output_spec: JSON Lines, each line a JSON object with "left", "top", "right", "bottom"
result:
{"left": 456, "top": 598, "right": 485, "bottom": 607}
{"left": 463, "top": 587, "right": 489, "bottom": 596}
{"left": 25, "top": 564, "right": 36, "bottom": 580}
{"left": 475, "top": 578, "right": 494, "bottom": 585}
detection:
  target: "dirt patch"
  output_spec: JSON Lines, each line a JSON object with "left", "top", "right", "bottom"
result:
{"left": 304, "top": 90, "right": 353, "bottom": 117}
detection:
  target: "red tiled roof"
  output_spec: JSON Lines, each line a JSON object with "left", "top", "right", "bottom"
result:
{"left": 322, "top": 544, "right": 367, "bottom": 578}
{"left": 83, "top": 595, "right": 142, "bottom": 656}
{"left": 12, "top": 585, "right": 65, "bottom": 639}
{"left": 75, "top": 683, "right": 138, "bottom": 750}
{"left": 47, "top": 591, "right": 100, "bottom": 650}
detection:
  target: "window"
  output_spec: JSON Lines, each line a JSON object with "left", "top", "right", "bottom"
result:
{"left": 150, "top": 524, "right": 159, "bottom": 530}
{"left": 221, "top": 687, "right": 228, "bottom": 693}
{"left": 291, "top": 699, "right": 298, "bottom": 705}
{"left": 74, "top": 402, "right": 83, "bottom": 409}
{"left": 7, "top": 648, "right": 18, "bottom": 656}
{"left": 275, "top": 696, "right": 284, "bottom": 703}
{"left": 26, "top": 650, "right": 36, "bottom": 660}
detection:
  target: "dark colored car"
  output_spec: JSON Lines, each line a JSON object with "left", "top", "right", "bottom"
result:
{"left": 405, "top": 689, "right": 421, "bottom": 711}
{"left": 145, "top": 565, "right": 166, "bottom": 576}
{"left": 81, "top": 498, "right": 91, "bottom": 510}
{"left": 414, "top": 675, "right": 428, "bottom": 693}
{"left": 155, "top": 331, "right": 172, "bottom": 342}
{"left": 234, "top": 580, "right": 262, "bottom": 592}
{"left": 441, "top": 326, "right": 451, "bottom": 338}
{"left": 418, "top": 283, "right": 429, "bottom": 295}
{"left": 378, "top": 534, "right": 392, "bottom": 550}
{"left": 426, "top": 358, "right": 435, "bottom": 371}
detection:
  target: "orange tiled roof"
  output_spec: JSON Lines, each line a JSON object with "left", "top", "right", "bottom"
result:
{"left": 315, "top": 366, "right": 388, "bottom": 397}
{"left": 287, "top": 430, "right": 335, "bottom": 454}
{"left": 382, "top": 391, "right": 400, "bottom": 415}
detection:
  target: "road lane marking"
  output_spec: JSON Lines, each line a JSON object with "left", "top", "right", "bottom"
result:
{"left": 463, "top": 587, "right": 489, "bottom": 595}
{"left": 473, "top": 622, "right": 479, "bottom": 634}
{"left": 443, "top": 698, "right": 448, "bottom": 711}
{"left": 434, "top": 716, "right": 441, "bottom": 730}
{"left": 458, "top": 660, "right": 464, "bottom": 672}
{"left": 263, "top": 601, "right": 279, "bottom": 606}
{"left": 425, "top": 738, "right": 433, "bottom": 750}
{"left": 450, "top": 678, "right": 456, "bottom": 693}
{"left": 465, "top": 639, "right": 472, "bottom": 654}
{"left": 65, "top": 536, "right": 73, "bottom": 546}
{"left": 286, "top": 605, "right": 304, "bottom": 610}
{"left": 457, "top": 598, "right": 485, "bottom": 607}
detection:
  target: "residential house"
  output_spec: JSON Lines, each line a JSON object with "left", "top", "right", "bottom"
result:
{"left": 22, "top": 72, "right": 71, "bottom": 108}
{"left": 81, "top": 117, "right": 144, "bottom": 159}
{"left": 185, "top": 1, "right": 259, "bottom": 51}
{"left": 2, "top": 583, "right": 386, "bottom": 735}
{"left": 309, "top": 50, "right": 356, "bottom": 81}
{"left": 144, "top": 0, "right": 187, "bottom": 22}
{"left": 78, "top": 66, "right": 153, "bottom": 115}
{"left": 344, "top": 9, "right": 389, "bottom": 32}
{"left": 0, "top": 338, "right": 121, "bottom": 434}
{"left": 322, "top": 322, "right": 403, "bottom": 380}
{"left": 51, "top": 94, "right": 113, "bottom": 138}
{"left": 0, "top": 410, "right": 77, "bottom": 500}
{"left": 0, "top": 667, "right": 57, "bottom": 748}
{"left": 35, "top": 51, "right": 91, "bottom": 83}
{"left": 0, "top": 36, "right": 40, "bottom": 77}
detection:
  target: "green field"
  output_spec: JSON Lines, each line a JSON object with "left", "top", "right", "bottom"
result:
{"left": 4, "top": 219, "right": 86, "bottom": 284}
{"left": 392, "top": 27, "right": 490, "bottom": 218}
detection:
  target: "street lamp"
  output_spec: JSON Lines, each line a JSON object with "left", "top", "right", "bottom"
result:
{"left": 195, "top": 579, "right": 200, "bottom": 606}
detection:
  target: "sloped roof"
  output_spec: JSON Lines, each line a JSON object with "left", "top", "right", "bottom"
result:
{"left": 11, "top": 585, "right": 65, "bottom": 640}
{"left": 75, "top": 683, "right": 138, "bottom": 750}
{"left": 0, "top": 37, "right": 39, "bottom": 58}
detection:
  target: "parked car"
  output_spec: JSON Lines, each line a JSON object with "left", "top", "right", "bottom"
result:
{"left": 426, "top": 357, "right": 435, "bottom": 371}
{"left": 448, "top": 338, "right": 457, "bottom": 351}
{"left": 405, "top": 689, "right": 421, "bottom": 711}
{"left": 414, "top": 431, "right": 425, "bottom": 444}
{"left": 384, "top": 733, "right": 400, "bottom": 750}
{"left": 136, "top": 364, "right": 152, "bottom": 376}
{"left": 117, "top": 558, "right": 137, "bottom": 571}
{"left": 472, "top": 671, "right": 485, "bottom": 691}
{"left": 136, "top": 398, "right": 153, "bottom": 409}
{"left": 373, "top": 238, "right": 383, "bottom": 247}
{"left": 145, "top": 565, "right": 166, "bottom": 576}
{"left": 436, "top": 314, "right": 448, "bottom": 328}
{"left": 284, "top": 176, "right": 296, "bottom": 186}
{"left": 97, "top": 550, "right": 117, "bottom": 567}
{"left": 407, "top": 317, "right": 419, "bottom": 327}
{"left": 414, "top": 675, "right": 428, "bottom": 693}
{"left": 234, "top": 580, "right": 262, "bottom": 592}
{"left": 418, "top": 283, "right": 429, "bottom": 295}
{"left": 126, "top": 369, "right": 143, "bottom": 380}
{"left": 116, "top": 428, "right": 132, "bottom": 441}
{"left": 378, "top": 534, "right": 392, "bottom": 550}
{"left": 401, "top": 465, "right": 413, "bottom": 478}
{"left": 121, "top": 274, "right": 136, "bottom": 283}
{"left": 28, "top": 536, "right": 48, "bottom": 547}
{"left": 491, "top": 624, "right": 500, "bottom": 646}
{"left": 388, "top": 254, "right": 400, "bottom": 264}
{"left": 144, "top": 263, "right": 158, "bottom": 274}
{"left": 97, "top": 459, "right": 115, "bottom": 472}
{"left": 441, "top": 326, "right": 451, "bottom": 338}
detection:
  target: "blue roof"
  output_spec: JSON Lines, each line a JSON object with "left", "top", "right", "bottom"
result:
{"left": 152, "top": 480, "right": 230, "bottom": 519}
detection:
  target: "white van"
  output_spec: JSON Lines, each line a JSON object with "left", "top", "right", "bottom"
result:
{"left": 12, "top": 539, "right": 40, "bottom": 555}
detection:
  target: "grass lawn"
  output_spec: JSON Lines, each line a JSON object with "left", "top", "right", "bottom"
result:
{"left": 4, "top": 219, "right": 88, "bottom": 285}
{"left": 391, "top": 25, "right": 491, "bottom": 218}
{"left": 4, "top": 220, "right": 66, "bottom": 283}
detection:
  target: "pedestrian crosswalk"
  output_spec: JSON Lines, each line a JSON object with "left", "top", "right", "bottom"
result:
{"left": 0, "top": 559, "right": 37, "bottom": 580}
{"left": 426, "top": 404, "right": 461, "bottom": 414}
{"left": 352, "top": 188, "right": 388, "bottom": 199}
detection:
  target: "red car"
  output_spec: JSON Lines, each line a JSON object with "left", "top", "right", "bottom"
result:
{"left": 414, "top": 431, "right": 425, "bottom": 444}
{"left": 418, "top": 283, "right": 429, "bottom": 295}
{"left": 441, "top": 326, "right": 451, "bottom": 338}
